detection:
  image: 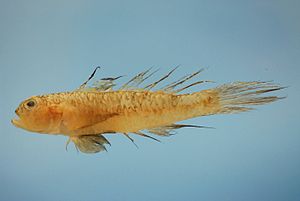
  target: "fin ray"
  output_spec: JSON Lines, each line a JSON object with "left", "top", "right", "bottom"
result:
{"left": 119, "top": 67, "right": 154, "bottom": 90}
{"left": 134, "top": 131, "right": 161, "bottom": 142}
{"left": 91, "top": 76, "right": 123, "bottom": 91}
{"left": 78, "top": 66, "right": 101, "bottom": 90}
{"left": 70, "top": 134, "right": 110, "bottom": 154}
{"left": 143, "top": 66, "right": 179, "bottom": 90}
{"left": 216, "top": 81, "right": 285, "bottom": 114}
{"left": 160, "top": 69, "right": 203, "bottom": 92}
{"left": 147, "top": 123, "right": 211, "bottom": 136}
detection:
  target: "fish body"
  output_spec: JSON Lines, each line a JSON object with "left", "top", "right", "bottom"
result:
{"left": 12, "top": 68, "right": 284, "bottom": 153}
{"left": 13, "top": 90, "right": 217, "bottom": 135}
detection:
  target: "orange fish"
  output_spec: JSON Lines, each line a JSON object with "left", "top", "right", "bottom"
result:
{"left": 12, "top": 67, "right": 285, "bottom": 153}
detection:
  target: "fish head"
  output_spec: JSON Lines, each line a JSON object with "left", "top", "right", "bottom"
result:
{"left": 12, "top": 95, "right": 63, "bottom": 133}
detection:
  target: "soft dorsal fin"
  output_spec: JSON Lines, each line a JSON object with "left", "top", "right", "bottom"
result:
{"left": 69, "top": 135, "right": 111, "bottom": 154}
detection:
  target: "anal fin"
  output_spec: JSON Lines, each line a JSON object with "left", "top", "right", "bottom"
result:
{"left": 147, "top": 123, "right": 212, "bottom": 136}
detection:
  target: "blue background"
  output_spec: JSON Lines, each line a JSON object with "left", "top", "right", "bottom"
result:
{"left": 1, "top": 1, "right": 299, "bottom": 201}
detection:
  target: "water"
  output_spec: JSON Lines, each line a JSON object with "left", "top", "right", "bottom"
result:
{"left": 1, "top": 1, "right": 299, "bottom": 201}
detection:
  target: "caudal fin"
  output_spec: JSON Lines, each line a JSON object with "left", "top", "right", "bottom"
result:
{"left": 214, "top": 81, "right": 285, "bottom": 114}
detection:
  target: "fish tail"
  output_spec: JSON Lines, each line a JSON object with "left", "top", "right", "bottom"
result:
{"left": 185, "top": 81, "right": 285, "bottom": 116}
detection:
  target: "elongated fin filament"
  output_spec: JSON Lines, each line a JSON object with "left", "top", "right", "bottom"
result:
{"left": 119, "top": 67, "right": 153, "bottom": 90}
{"left": 161, "top": 69, "right": 204, "bottom": 92}
{"left": 78, "top": 66, "right": 101, "bottom": 90}
{"left": 134, "top": 131, "right": 161, "bottom": 142}
{"left": 144, "top": 66, "right": 180, "bottom": 90}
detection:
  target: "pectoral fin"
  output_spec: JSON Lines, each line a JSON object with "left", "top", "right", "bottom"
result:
{"left": 69, "top": 135, "right": 111, "bottom": 154}
{"left": 61, "top": 102, "right": 119, "bottom": 132}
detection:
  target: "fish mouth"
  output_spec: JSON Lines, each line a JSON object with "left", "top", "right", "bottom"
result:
{"left": 11, "top": 110, "right": 23, "bottom": 128}
{"left": 11, "top": 117, "right": 22, "bottom": 128}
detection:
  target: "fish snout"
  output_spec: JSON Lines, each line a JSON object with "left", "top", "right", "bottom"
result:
{"left": 12, "top": 108, "right": 22, "bottom": 128}
{"left": 15, "top": 108, "right": 20, "bottom": 116}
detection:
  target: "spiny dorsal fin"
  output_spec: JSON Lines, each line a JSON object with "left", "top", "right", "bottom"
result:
{"left": 78, "top": 66, "right": 101, "bottom": 90}
{"left": 160, "top": 69, "right": 203, "bottom": 91}
{"left": 92, "top": 76, "right": 123, "bottom": 91}
{"left": 77, "top": 66, "right": 210, "bottom": 93}
{"left": 70, "top": 134, "right": 111, "bottom": 154}
{"left": 143, "top": 66, "right": 179, "bottom": 90}
{"left": 119, "top": 67, "right": 155, "bottom": 90}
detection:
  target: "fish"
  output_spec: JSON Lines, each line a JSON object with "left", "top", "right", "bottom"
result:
{"left": 12, "top": 67, "right": 285, "bottom": 154}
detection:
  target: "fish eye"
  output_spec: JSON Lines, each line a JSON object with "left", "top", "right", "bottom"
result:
{"left": 25, "top": 100, "right": 36, "bottom": 109}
